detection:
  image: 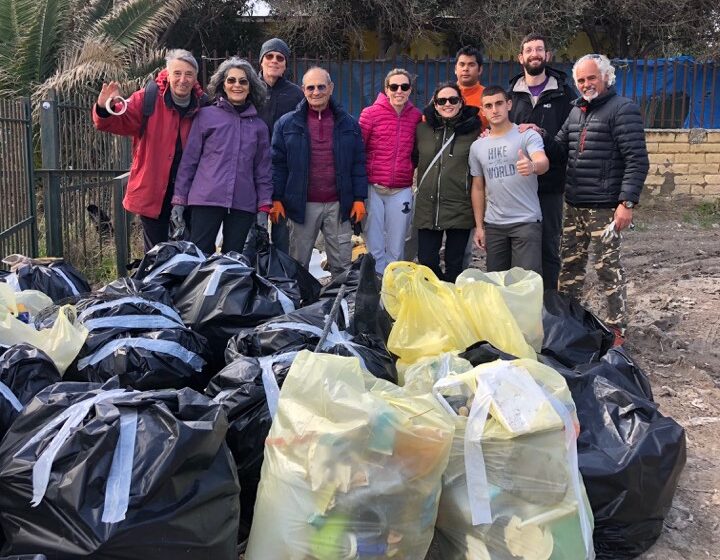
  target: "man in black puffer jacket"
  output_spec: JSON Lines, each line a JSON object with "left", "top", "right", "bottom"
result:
{"left": 554, "top": 54, "right": 649, "bottom": 341}
{"left": 509, "top": 32, "right": 576, "bottom": 290}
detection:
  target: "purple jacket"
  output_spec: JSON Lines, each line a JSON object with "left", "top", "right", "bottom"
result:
{"left": 173, "top": 97, "right": 273, "bottom": 212}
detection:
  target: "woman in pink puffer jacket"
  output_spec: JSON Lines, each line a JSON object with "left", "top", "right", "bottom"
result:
{"left": 359, "top": 68, "right": 422, "bottom": 274}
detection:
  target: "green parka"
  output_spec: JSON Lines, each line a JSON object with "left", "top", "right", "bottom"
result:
{"left": 413, "top": 104, "right": 481, "bottom": 230}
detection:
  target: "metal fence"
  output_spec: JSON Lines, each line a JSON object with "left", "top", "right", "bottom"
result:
{"left": 38, "top": 92, "right": 136, "bottom": 281}
{"left": 200, "top": 54, "right": 719, "bottom": 128}
{"left": 0, "top": 98, "right": 37, "bottom": 264}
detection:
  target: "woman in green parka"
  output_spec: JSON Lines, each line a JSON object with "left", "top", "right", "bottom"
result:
{"left": 413, "top": 82, "right": 481, "bottom": 282}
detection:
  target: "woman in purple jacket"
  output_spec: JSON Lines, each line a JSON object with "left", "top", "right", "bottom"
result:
{"left": 173, "top": 57, "right": 273, "bottom": 254}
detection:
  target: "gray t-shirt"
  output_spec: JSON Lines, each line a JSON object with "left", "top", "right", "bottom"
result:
{"left": 469, "top": 125, "right": 544, "bottom": 225}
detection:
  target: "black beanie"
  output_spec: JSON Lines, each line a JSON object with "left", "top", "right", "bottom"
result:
{"left": 259, "top": 38, "right": 291, "bottom": 63}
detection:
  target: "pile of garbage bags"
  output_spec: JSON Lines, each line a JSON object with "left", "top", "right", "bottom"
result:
{"left": 0, "top": 247, "right": 687, "bottom": 560}
{"left": 1, "top": 255, "right": 89, "bottom": 302}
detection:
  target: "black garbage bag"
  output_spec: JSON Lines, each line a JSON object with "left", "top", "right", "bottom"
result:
{"left": 541, "top": 290, "right": 614, "bottom": 367}
{"left": 255, "top": 239, "right": 321, "bottom": 308}
{"left": 99, "top": 277, "right": 173, "bottom": 306}
{"left": 174, "top": 254, "right": 296, "bottom": 368}
{"left": 460, "top": 340, "right": 519, "bottom": 365}
{"left": 5, "top": 259, "right": 90, "bottom": 303}
{"left": 0, "top": 383, "right": 240, "bottom": 560}
{"left": 0, "top": 345, "right": 61, "bottom": 441}
{"left": 35, "top": 294, "right": 210, "bottom": 391}
{"left": 599, "top": 346, "right": 653, "bottom": 401}
{"left": 132, "top": 241, "right": 205, "bottom": 297}
{"left": 544, "top": 356, "right": 686, "bottom": 559}
{"left": 227, "top": 298, "right": 397, "bottom": 382}
{"left": 0, "top": 555, "right": 47, "bottom": 559}
{"left": 206, "top": 353, "right": 295, "bottom": 544}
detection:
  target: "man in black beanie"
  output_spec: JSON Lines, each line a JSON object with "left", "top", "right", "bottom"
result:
{"left": 255, "top": 38, "right": 304, "bottom": 253}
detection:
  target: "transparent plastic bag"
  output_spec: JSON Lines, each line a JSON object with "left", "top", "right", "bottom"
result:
{"left": 400, "top": 352, "right": 473, "bottom": 394}
{"left": 430, "top": 359, "right": 594, "bottom": 560}
{"left": 457, "top": 267, "right": 544, "bottom": 352}
{"left": 246, "top": 351, "right": 455, "bottom": 560}
{"left": 0, "top": 303, "right": 87, "bottom": 375}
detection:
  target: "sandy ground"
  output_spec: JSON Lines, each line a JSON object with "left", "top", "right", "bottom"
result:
{"left": 580, "top": 197, "right": 720, "bottom": 559}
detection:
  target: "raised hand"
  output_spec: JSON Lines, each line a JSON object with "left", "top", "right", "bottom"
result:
{"left": 98, "top": 82, "right": 121, "bottom": 108}
{"left": 516, "top": 149, "right": 535, "bottom": 176}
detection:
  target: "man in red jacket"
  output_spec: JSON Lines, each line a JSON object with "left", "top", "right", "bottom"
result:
{"left": 93, "top": 49, "right": 206, "bottom": 252}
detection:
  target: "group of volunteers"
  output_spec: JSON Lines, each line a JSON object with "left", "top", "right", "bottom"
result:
{"left": 93, "top": 33, "right": 649, "bottom": 341}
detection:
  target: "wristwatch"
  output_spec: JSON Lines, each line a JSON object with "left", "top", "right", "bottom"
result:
{"left": 621, "top": 201, "right": 635, "bottom": 209}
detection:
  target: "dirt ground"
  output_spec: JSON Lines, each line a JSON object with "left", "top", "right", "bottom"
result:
{"left": 582, "top": 196, "right": 720, "bottom": 560}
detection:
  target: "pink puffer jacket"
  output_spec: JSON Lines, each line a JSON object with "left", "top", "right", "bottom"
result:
{"left": 359, "top": 93, "right": 422, "bottom": 188}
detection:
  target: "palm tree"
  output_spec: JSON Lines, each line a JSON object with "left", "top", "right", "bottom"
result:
{"left": 0, "top": 0, "right": 190, "bottom": 99}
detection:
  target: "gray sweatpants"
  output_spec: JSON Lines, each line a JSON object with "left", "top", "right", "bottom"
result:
{"left": 366, "top": 185, "right": 413, "bottom": 274}
{"left": 289, "top": 202, "right": 352, "bottom": 277}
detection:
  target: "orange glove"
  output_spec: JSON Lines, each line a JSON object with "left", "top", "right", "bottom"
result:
{"left": 269, "top": 200, "right": 286, "bottom": 224}
{"left": 350, "top": 201, "right": 366, "bottom": 224}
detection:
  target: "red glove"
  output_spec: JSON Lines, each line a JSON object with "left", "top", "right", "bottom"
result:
{"left": 350, "top": 201, "right": 366, "bottom": 224}
{"left": 258, "top": 204, "right": 272, "bottom": 214}
{"left": 269, "top": 200, "right": 286, "bottom": 224}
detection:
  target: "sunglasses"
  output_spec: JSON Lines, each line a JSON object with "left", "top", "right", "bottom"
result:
{"left": 387, "top": 83, "right": 411, "bottom": 92}
{"left": 225, "top": 77, "right": 249, "bottom": 86}
{"left": 304, "top": 84, "right": 328, "bottom": 92}
{"left": 435, "top": 96, "right": 461, "bottom": 106}
{"left": 263, "top": 53, "right": 286, "bottom": 62}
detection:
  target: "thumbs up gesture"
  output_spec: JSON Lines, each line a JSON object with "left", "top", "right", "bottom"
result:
{"left": 516, "top": 149, "right": 535, "bottom": 176}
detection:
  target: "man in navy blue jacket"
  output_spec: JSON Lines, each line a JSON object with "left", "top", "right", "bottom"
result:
{"left": 270, "top": 67, "right": 367, "bottom": 277}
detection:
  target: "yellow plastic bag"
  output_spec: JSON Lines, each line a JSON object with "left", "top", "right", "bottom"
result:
{"left": 381, "top": 262, "right": 477, "bottom": 363}
{"left": 0, "top": 282, "right": 53, "bottom": 317}
{"left": 0, "top": 303, "right": 88, "bottom": 375}
{"left": 246, "top": 351, "right": 455, "bottom": 560}
{"left": 457, "top": 267, "right": 544, "bottom": 352}
{"left": 429, "top": 359, "right": 594, "bottom": 560}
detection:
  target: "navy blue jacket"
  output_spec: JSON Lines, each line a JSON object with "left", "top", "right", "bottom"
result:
{"left": 271, "top": 98, "right": 368, "bottom": 224}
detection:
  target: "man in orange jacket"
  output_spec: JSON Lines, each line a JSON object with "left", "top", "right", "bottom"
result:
{"left": 93, "top": 49, "right": 206, "bottom": 252}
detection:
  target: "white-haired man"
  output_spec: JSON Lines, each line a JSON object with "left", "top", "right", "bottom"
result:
{"left": 93, "top": 49, "right": 207, "bottom": 251}
{"left": 553, "top": 54, "right": 649, "bottom": 343}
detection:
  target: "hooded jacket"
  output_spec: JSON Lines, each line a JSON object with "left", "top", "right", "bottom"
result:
{"left": 413, "top": 104, "right": 481, "bottom": 230}
{"left": 508, "top": 67, "right": 576, "bottom": 194}
{"left": 554, "top": 87, "right": 649, "bottom": 208}
{"left": 358, "top": 93, "right": 422, "bottom": 188}
{"left": 92, "top": 69, "right": 205, "bottom": 218}
{"left": 172, "top": 97, "right": 273, "bottom": 213}
{"left": 271, "top": 98, "right": 368, "bottom": 224}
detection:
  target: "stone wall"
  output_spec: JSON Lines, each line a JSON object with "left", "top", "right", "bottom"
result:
{"left": 644, "top": 129, "right": 720, "bottom": 198}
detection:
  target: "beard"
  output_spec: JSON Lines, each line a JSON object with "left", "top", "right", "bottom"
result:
{"left": 524, "top": 59, "right": 546, "bottom": 76}
{"left": 582, "top": 89, "right": 599, "bottom": 101}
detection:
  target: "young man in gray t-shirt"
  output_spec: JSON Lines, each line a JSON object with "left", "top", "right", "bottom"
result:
{"left": 469, "top": 85, "right": 549, "bottom": 275}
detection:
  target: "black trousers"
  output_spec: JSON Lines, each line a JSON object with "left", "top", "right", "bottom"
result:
{"left": 190, "top": 205, "right": 255, "bottom": 255}
{"left": 539, "top": 191, "right": 564, "bottom": 290}
{"left": 417, "top": 228, "right": 470, "bottom": 283}
{"left": 139, "top": 184, "right": 174, "bottom": 252}
{"left": 484, "top": 221, "right": 542, "bottom": 275}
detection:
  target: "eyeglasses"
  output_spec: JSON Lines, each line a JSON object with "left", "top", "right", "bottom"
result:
{"left": 387, "top": 83, "right": 411, "bottom": 92}
{"left": 304, "top": 84, "right": 328, "bottom": 93}
{"left": 263, "top": 53, "right": 286, "bottom": 63}
{"left": 435, "top": 96, "right": 461, "bottom": 106}
{"left": 225, "top": 77, "right": 249, "bottom": 86}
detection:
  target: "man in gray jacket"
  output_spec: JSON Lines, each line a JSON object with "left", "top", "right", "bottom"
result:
{"left": 554, "top": 54, "right": 649, "bottom": 342}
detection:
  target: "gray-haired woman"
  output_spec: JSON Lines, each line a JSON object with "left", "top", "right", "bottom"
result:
{"left": 173, "top": 57, "right": 273, "bottom": 254}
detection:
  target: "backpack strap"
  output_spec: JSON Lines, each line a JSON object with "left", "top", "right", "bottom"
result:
{"left": 139, "top": 79, "right": 158, "bottom": 139}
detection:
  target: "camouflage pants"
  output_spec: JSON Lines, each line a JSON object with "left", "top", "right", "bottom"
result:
{"left": 559, "top": 205, "right": 627, "bottom": 330}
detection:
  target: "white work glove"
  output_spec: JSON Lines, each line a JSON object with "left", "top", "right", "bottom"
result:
{"left": 170, "top": 205, "right": 186, "bottom": 237}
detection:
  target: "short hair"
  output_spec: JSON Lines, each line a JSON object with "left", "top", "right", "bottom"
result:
{"left": 455, "top": 45, "right": 483, "bottom": 67}
{"left": 482, "top": 85, "right": 510, "bottom": 100}
{"left": 207, "top": 57, "right": 266, "bottom": 108}
{"left": 573, "top": 54, "right": 616, "bottom": 86}
{"left": 302, "top": 66, "right": 332, "bottom": 86}
{"left": 384, "top": 68, "right": 414, "bottom": 89}
{"left": 520, "top": 32, "right": 549, "bottom": 53}
{"left": 165, "top": 49, "right": 198, "bottom": 73}
{"left": 432, "top": 82, "right": 464, "bottom": 104}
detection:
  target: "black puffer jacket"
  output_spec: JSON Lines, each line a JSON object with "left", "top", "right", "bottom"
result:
{"left": 509, "top": 67, "right": 576, "bottom": 194}
{"left": 554, "top": 87, "right": 649, "bottom": 208}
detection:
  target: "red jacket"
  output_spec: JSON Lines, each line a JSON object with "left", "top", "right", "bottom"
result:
{"left": 92, "top": 70, "right": 205, "bottom": 218}
{"left": 358, "top": 93, "right": 421, "bottom": 188}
